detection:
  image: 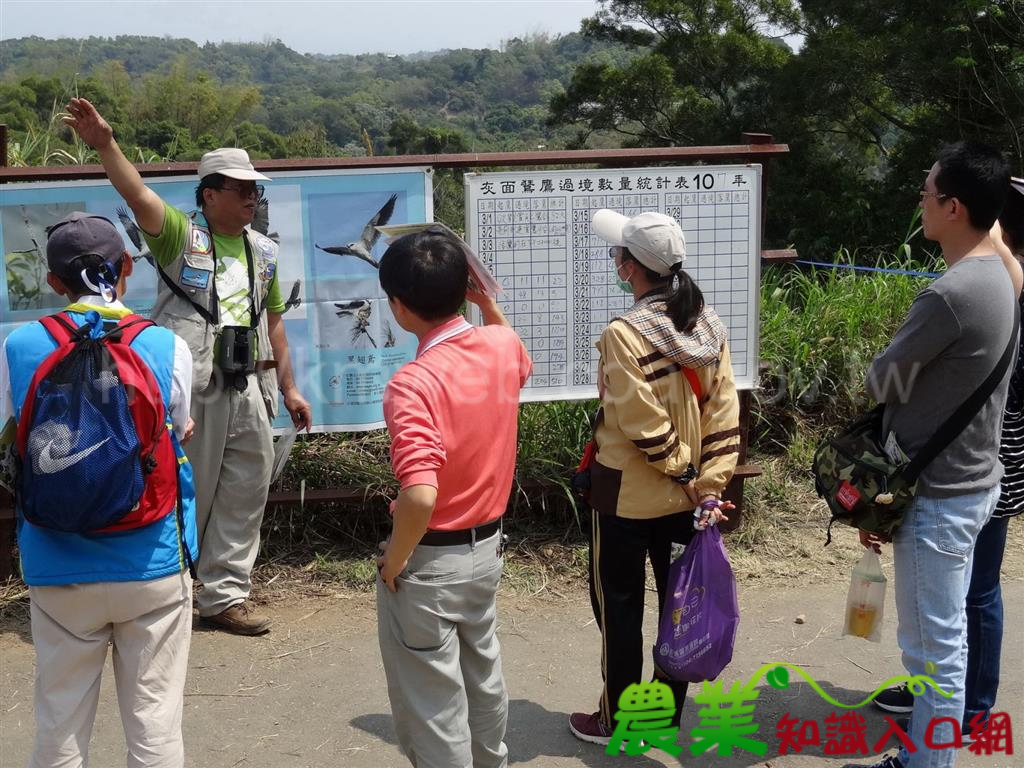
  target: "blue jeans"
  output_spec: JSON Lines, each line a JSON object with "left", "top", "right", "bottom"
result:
{"left": 964, "top": 514, "right": 1010, "bottom": 727}
{"left": 893, "top": 486, "right": 998, "bottom": 768}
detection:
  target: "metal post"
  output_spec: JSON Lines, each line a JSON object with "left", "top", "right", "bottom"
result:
{"left": 741, "top": 132, "right": 772, "bottom": 238}
{"left": 718, "top": 133, "right": 774, "bottom": 531}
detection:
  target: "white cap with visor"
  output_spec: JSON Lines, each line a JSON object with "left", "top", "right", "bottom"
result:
{"left": 591, "top": 209, "right": 686, "bottom": 277}
{"left": 197, "top": 147, "right": 271, "bottom": 182}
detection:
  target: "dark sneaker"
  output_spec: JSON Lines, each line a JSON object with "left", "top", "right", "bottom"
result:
{"left": 843, "top": 755, "right": 904, "bottom": 768}
{"left": 874, "top": 684, "right": 914, "bottom": 713}
{"left": 201, "top": 602, "right": 272, "bottom": 635}
{"left": 569, "top": 712, "right": 614, "bottom": 746}
{"left": 961, "top": 714, "right": 987, "bottom": 744}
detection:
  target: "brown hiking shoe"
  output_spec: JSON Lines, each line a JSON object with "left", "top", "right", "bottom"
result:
{"left": 201, "top": 602, "right": 272, "bottom": 635}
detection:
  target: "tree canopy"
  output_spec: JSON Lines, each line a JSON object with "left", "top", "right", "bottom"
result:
{"left": 549, "top": 0, "right": 1024, "bottom": 255}
{"left": 0, "top": 32, "right": 626, "bottom": 162}
{"left": 2, "top": 7, "right": 1022, "bottom": 258}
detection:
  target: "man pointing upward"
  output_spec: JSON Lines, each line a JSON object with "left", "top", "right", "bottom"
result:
{"left": 65, "top": 98, "right": 312, "bottom": 635}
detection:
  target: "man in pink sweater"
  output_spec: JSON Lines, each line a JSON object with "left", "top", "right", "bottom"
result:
{"left": 375, "top": 229, "right": 532, "bottom": 768}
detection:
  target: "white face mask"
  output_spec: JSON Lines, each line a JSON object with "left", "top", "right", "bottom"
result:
{"left": 615, "top": 262, "right": 633, "bottom": 293}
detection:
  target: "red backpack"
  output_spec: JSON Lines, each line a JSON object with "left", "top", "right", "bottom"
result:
{"left": 16, "top": 312, "right": 180, "bottom": 534}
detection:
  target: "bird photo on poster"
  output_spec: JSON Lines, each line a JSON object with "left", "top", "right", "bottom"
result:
{"left": 116, "top": 206, "right": 155, "bottom": 268}
{"left": 314, "top": 193, "right": 398, "bottom": 271}
{"left": 333, "top": 298, "right": 398, "bottom": 349}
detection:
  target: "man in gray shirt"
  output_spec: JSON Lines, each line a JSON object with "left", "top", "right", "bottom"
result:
{"left": 846, "top": 142, "right": 1014, "bottom": 768}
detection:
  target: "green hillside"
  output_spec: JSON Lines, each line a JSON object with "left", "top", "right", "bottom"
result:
{"left": 0, "top": 33, "right": 628, "bottom": 161}
{"left": 3, "top": 0, "right": 1021, "bottom": 259}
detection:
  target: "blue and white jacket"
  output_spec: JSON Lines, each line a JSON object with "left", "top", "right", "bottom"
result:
{"left": 0, "top": 297, "right": 197, "bottom": 586}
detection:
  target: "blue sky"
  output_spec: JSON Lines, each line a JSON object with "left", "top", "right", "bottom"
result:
{"left": 0, "top": 0, "right": 600, "bottom": 55}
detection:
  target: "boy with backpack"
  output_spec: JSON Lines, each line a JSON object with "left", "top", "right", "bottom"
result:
{"left": 375, "top": 230, "right": 532, "bottom": 768}
{"left": 0, "top": 212, "right": 197, "bottom": 768}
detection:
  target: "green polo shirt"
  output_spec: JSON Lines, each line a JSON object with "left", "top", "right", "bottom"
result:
{"left": 144, "top": 203, "right": 285, "bottom": 325}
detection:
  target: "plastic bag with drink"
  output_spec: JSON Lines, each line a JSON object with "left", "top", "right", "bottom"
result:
{"left": 843, "top": 549, "right": 886, "bottom": 642}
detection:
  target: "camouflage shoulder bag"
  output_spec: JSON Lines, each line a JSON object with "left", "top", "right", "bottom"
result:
{"left": 812, "top": 405, "right": 914, "bottom": 544}
{"left": 813, "top": 322, "right": 1018, "bottom": 545}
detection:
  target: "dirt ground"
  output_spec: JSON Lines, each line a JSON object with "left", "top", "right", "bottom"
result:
{"left": 1, "top": 529, "right": 1022, "bottom": 768}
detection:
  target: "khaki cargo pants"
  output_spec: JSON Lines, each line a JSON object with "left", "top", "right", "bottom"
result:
{"left": 188, "top": 377, "right": 273, "bottom": 616}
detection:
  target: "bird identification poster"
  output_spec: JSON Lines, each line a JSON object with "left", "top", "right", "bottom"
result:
{"left": 0, "top": 167, "right": 433, "bottom": 432}
{"left": 465, "top": 165, "right": 761, "bottom": 398}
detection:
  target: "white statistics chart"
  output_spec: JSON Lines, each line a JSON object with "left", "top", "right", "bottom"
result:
{"left": 465, "top": 165, "right": 761, "bottom": 399}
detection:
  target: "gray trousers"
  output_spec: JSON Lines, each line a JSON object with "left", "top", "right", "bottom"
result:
{"left": 188, "top": 378, "right": 273, "bottom": 616}
{"left": 377, "top": 530, "right": 508, "bottom": 768}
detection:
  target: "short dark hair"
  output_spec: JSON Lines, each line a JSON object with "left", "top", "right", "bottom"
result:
{"left": 934, "top": 141, "right": 1010, "bottom": 230}
{"left": 195, "top": 172, "right": 227, "bottom": 207}
{"left": 378, "top": 231, "right": 468, "bottom": 320}
{"left": 1000, "top": 183, "right": 1024, "bottom": 255}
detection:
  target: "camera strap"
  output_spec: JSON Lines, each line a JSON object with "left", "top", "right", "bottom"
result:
{"left": 239, "top": 236, "right": 263, "bottom": 330}
{"left": 213, "top": 235, "right": 261, "bottom": 330}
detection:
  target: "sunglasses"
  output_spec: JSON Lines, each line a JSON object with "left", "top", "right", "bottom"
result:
{"left": 217, "top": 182, "right": 264, "bottom": 200}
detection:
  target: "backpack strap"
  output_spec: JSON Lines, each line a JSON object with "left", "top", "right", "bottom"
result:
{"left": 15, "top": 314, "right": 88, "bottom": 457}
{"left": 110, "top": 314, "right": 155, "bottom": 346}
{"left": 39, "top": 312, "right": 82, "bottom": 346}
{"left": 683, "top": 367, "right": 703, "bottom": 406}
{"left": 174, "top": 463, "right": 197, "bottom": 579}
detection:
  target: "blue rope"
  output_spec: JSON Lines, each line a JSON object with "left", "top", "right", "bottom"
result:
{"left": 794, "top": 259, "right": 941, "bottom": 279}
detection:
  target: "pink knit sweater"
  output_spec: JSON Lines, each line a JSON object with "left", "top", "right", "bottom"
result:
{"left": 383, "top": 317, "right": 532, "bottom": 531}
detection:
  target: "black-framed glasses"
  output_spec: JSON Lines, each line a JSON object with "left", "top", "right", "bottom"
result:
{"left": 219, "top": 182, "right": 264, "bottom": 200}
{"left": 919, "top": 189, "right": 949, "bottom": 202}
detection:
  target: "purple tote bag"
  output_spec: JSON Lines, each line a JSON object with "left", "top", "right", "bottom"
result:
{"left": 654, "top": 526, "right": 740, "bottom": 682}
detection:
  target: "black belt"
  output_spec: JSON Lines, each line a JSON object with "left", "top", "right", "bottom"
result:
{"left": 419, "top": 519, "right": 501, "bottom": 547}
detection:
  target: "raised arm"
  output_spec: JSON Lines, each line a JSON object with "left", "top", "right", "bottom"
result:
{"left": 991, "top": 220, "right": 1023, "bottom": 298}
{"left": 465, "top": 290, "right": 511, "bottom": 328}
{"left": 64, "top": 98, "right": 165, "bottom": 236}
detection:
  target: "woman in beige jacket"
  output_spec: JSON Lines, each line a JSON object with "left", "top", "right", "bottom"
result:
{"left": 570, "top": 210, "right": 740, "bottom": 749}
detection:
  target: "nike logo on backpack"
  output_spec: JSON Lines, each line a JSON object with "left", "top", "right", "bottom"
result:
{"left": 36, "top": 437, "right": 112, "bottom": 475}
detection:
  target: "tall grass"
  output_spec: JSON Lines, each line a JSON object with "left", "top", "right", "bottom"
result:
{"left": 508, "top": 399, "right": 594, "bottom": 529}
{"left": 754, "top": 255, "right": 932, "bottom": 448}
{"left": 269, "top": 250, "right": 934, "bottom": 560}
{"left": 271, "top": 399, "right": 596, "bottom": 542}
{"left": 7, "top": 78, "right": 164, "bottom": 167}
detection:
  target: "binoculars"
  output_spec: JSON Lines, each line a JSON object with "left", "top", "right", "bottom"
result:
{"left": 215, "top": 326, "right": 257, "bottom": 375}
